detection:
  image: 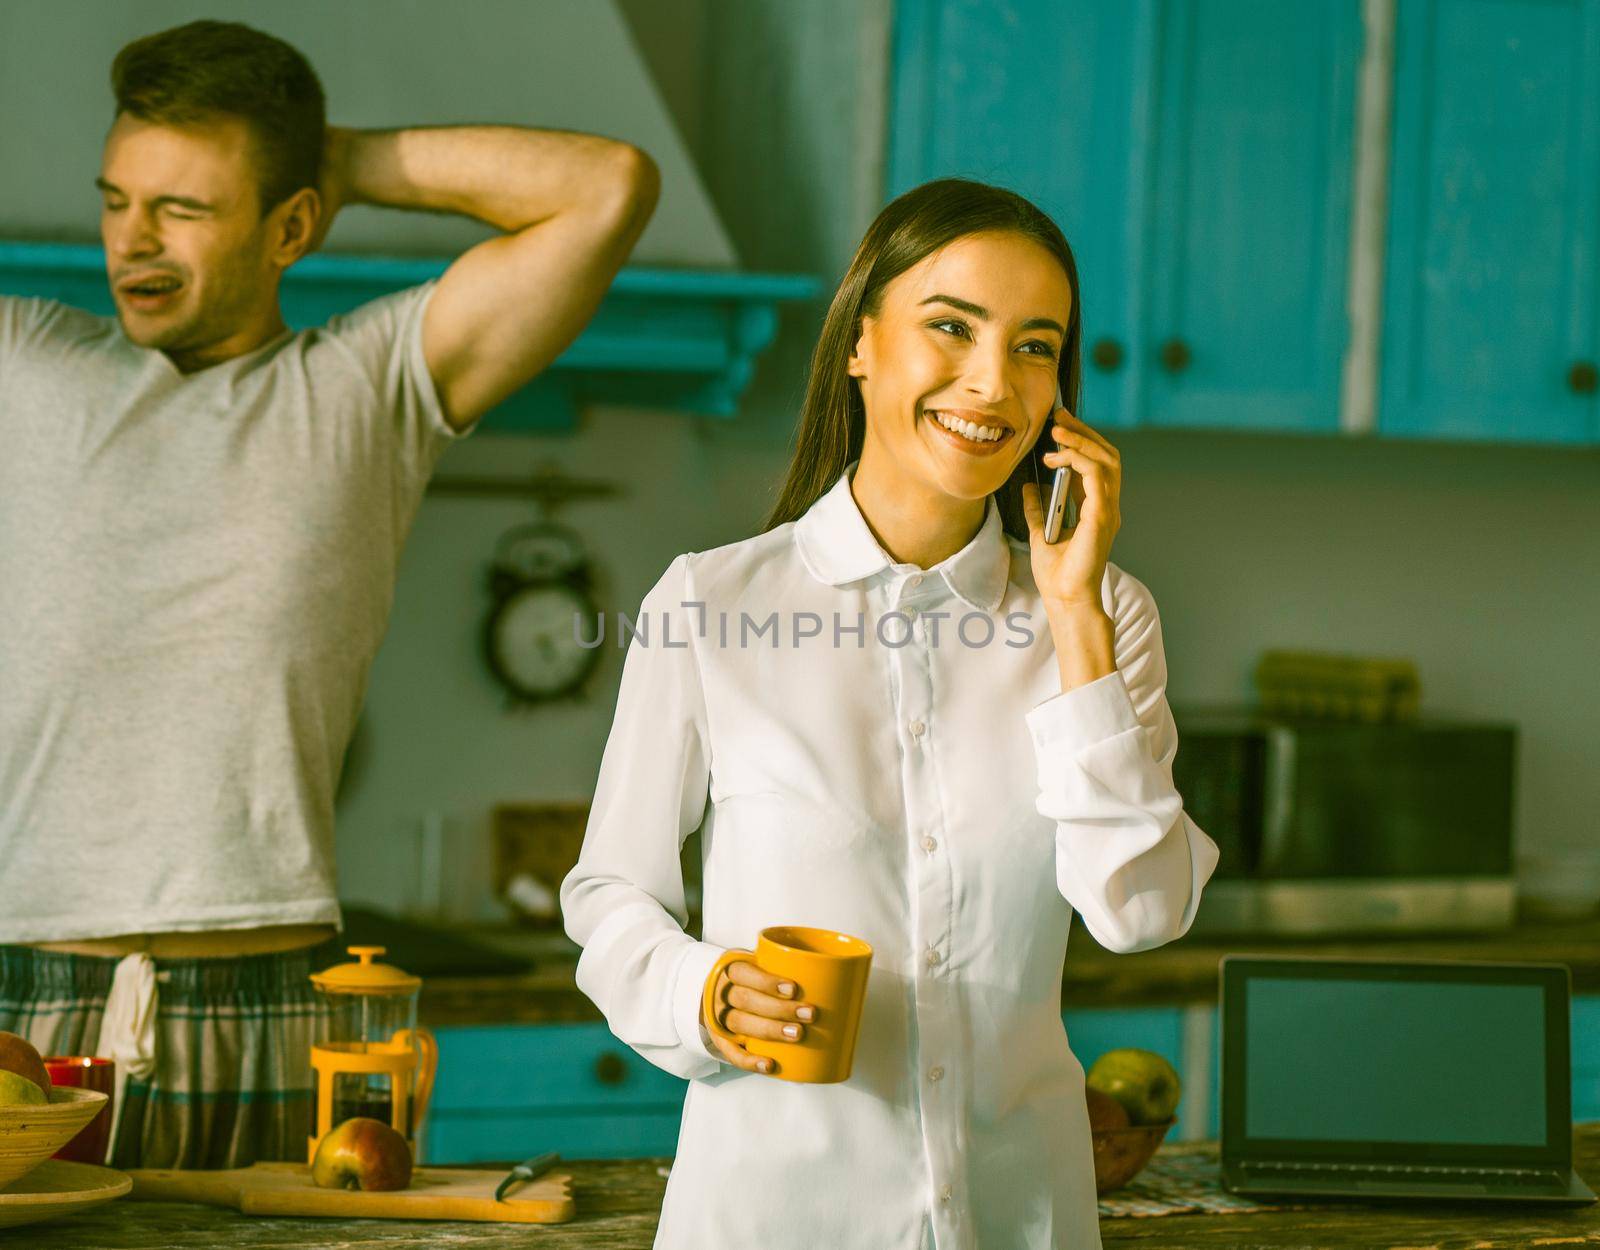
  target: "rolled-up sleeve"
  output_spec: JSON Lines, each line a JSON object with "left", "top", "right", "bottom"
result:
{"left": 1024, "top": 571, "right": 1221, "bottom": 954}
{"left": 560, "top": 552, "right": 727, "bottom": 1079}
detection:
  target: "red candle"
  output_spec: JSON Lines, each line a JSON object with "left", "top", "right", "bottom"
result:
{"left": 42, "top": 1057, "right": 114, "bottom": 1165}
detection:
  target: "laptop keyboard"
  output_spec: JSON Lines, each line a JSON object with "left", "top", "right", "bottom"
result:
{"left": 1243, "top": 1161, "right": 1562, "bottom": 1188}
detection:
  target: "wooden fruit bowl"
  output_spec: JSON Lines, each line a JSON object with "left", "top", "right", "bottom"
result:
{"left": 1091, "top": 1116, "right": 1175, "bottom": 1194}
{"left": 0, "top": 1087, "right": 108, "bottom": 1190}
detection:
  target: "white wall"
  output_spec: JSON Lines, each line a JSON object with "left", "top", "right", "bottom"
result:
{"left": 333, "top": 411, "right": 796, "bottom": 920}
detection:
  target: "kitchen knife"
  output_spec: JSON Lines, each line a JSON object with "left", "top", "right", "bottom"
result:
{"left": 494, "top": 1151, "right": 561, "bottom": 1202}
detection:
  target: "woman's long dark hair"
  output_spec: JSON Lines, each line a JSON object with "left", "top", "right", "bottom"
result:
{"left": 759, "top": 178, "right": 1083, "bottom": 543}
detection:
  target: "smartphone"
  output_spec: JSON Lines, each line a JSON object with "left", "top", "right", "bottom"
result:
{"left": 1034, "top": 383, "right": 1074, "bottom": 543}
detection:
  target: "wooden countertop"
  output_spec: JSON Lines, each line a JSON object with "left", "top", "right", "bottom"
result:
{"left": 416, "top": 915, "right": 1600, "bottom": 1025}
{"left": 32, "top": 1125, "right": 1600, "bottom": 1247}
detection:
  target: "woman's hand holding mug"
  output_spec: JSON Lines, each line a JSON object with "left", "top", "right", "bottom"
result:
{"left": 700, "top": 927, "right": 873, "bottom": 1081}
{"left": 701, "top": 959, "right": 818, "bottom": 1075}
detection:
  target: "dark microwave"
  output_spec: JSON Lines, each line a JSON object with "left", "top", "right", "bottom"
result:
{"left": 1168, "top": 708, "right": 1517, "bottom": 935}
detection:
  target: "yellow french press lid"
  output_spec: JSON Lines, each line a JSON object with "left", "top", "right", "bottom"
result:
{"left": 310, "top": 945, "right": 422, "bottom": 994}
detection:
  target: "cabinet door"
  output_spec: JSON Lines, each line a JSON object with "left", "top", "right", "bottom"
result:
{"left": 888, "top": 0, "right": 1156, "bottom": 430}
{"left": 428, "top": 1108, "right": 684, "bottom": 1164}
{"left": 1143, "top": 0, "right": 1361, "bottom": 433}
{"left": 424, "top": 1023, "right": 687, "bottom": 1162}
{"left": 1574, "top": 995, "right": 1600, "bottom": 1123}
{"left": 1380, "top": 0, "right": 1600, "bottom": 444}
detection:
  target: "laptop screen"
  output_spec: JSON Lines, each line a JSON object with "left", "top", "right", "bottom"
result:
{"left": 1221, "top": 957, "right": 1572, "bottom": 1166}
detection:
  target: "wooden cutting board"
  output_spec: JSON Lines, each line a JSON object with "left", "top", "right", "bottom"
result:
{"left": 126, "top": 1160, "right": 574, "bottom": 1223}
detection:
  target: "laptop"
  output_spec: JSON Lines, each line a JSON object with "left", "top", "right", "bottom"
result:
{"left": 1219, "top": 955, "right": 1596, "bottom": 1206}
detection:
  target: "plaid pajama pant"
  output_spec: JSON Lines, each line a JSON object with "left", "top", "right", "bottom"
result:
{"left": 0, "top": 936, "right": 343, "bottom": 1169}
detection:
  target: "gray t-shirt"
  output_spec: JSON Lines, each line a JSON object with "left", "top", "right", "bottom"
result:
{"left": 0, "top": 281, "right": 467, "bottom": 941}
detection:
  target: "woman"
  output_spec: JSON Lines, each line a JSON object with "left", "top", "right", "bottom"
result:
{"left": 561, "top": 178, "right": 1220, "bottom": 1250}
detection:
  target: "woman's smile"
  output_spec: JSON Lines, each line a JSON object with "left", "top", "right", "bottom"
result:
{"left": 923, "top": 405, "right": 1018, "bottom": 456}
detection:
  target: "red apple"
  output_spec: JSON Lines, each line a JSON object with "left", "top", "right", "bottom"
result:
{"left": 310, "top": 1116, "right": 413, "bottom": 1191}
{"left": 0, "top": 1032, "right": 50, "bottom": 1099}
{"left": 1087, "top": 1086, "right": 1131, "bottom": 1132}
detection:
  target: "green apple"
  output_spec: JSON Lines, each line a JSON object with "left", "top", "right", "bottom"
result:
{"left": 0, "top": 1069, "right": 48, "bottom": 1107}
{"left": 310, "top": 1116, "right": 412, "bottom": 1191}
{"left": 1086, "top": 1048, "right": 1181, "bottom": 1125}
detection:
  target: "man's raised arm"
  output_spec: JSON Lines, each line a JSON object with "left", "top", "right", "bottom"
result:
{"left": 312, "top": 124, "right": 660, "bottom": 431}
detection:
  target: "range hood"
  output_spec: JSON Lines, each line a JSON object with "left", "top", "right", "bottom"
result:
{"left": 0, "top": 0, "right": 817, "bottom": 429}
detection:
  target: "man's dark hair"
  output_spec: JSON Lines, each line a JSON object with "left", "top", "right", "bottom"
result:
{"left": 111, "top": 20, "right": 325, "bottom": 213}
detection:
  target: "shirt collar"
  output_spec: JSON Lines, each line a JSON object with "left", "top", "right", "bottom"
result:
{"left": 793, "top": 459, "right": 1011, "bottom": 613}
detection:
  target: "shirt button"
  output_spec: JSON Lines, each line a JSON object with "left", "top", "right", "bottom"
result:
{"left": 939, "top": 1183, "right": 953, "bottom": 1204}
{"left": 904, "top": 604, "right": 918, "bottom": 620}
{"left": 928, "top": 1065, "right": 944, "bottom": 1082}
{"left": 924, "top": 947, "right": 942, "bottom": 967}
{"left": 909, "top": 719, "right": 926, "bottom": 738}
{"left": 921, "top": 835, "right": 938, "bottom": 853}
{"left": 907, "top": 573, "right": 923, "bottom": 588}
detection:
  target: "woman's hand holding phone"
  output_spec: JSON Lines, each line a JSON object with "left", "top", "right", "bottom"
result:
{"left": 702, "top": 959, "right": 818, "bottom": 1075}
{"left": 1021, "top": 404, "right": 1123, "bottom": 613}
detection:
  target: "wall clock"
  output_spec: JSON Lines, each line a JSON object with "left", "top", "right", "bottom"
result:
{"left": 483, "top": 520, "right": 602, "bottom": 705}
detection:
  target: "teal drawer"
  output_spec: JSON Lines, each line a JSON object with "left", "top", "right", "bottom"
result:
{"left": 1573, "top": 996, "right": 1600, "bottom": 1123}
{"left": 426, "top": 1106, "right": 684, "bottom": 1163}
{"left": 431, "top": 1023, "right": 688, "bottom": 1112}
{"left": 1575, "top": 1074, "right": 1600, "bottom": 1123}
{"left": 1573, "top": 996, "right": 1600, "bottom": 1073}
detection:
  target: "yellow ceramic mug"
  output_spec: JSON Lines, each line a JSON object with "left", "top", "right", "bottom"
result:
{"left": 702, "top": 926, "right": 873, "bottom": 1083}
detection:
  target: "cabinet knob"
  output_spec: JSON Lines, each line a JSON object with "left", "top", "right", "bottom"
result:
{"left": 1159, "top": 338, "right": 1191, "bottom": 374}
{"left": 1089, "top": 337, "right": 1124, "bottom": 373}
{"left": 1569, "top": 361, "right": 1598, "bottom": 395}
{"left": 594, "top": 1051, "right": 627, "bottom": 1086}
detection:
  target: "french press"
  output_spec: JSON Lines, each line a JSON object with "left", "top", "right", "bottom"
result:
{"left": 308, "top": 945, "right": 438, "bottom": 1162}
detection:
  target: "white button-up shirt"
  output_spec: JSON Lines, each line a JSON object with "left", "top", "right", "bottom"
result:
{"left": 561, "top": 461, "right": 1220, "bottom": 1249}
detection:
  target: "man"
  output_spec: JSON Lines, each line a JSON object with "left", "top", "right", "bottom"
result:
{"left": 0, "top": 19, "right": 658, "bottom": 1168}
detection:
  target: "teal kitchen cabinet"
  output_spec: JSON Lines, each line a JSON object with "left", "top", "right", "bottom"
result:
{"left": 888, "top": 1, "right": 1360, "bottom": 437}
{"left": 425, "top": 1008, "right": 1193, "bottom": 1160}
{"left": 423, "top": 1023, "right": 687, "bottom": 1163}
{"left": 890, "top": 1, "right": 1600, "bottom": 447}
{"left": 888, "top": 0, "right": 1155, "bottom": 431}
{"left": 424, "top": 995, "right": 1597, "bottom": 1161}
{"left": 1379, "top": 0, "right": 1600, "bottom": 445}
{"left": 1142, "top": 0, "right": 1360, "bottom": 435}
{"left": 1575, "top": 995, "right": 1600, "bottom": 1121}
